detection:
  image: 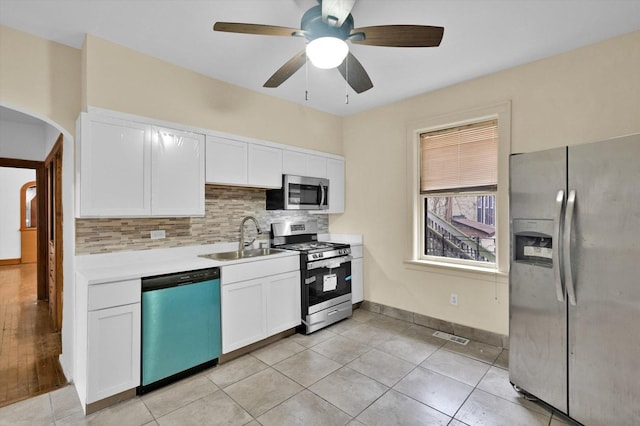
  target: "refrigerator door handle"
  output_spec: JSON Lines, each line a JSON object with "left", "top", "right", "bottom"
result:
{"left": 553, "top": 190, "right": 565, "bottom": 302}
{"left": 564, "top": 190, "right": 577, "bottom": 306}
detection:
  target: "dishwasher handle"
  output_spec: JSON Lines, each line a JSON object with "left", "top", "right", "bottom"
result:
{"left": 142, "top": 268, "right": 220, "bottom": 291}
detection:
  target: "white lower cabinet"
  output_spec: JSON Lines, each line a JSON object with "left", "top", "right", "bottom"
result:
{"left": 266, "top": 271, "right": 301, "bottom": 336}
{"left": 351, "top": 245, "right": 364, "bottom": 303}
{"left": 75, "top": 275, "right": 141, "bottom": 412}
{"left": 221, "top": 278, "right": 266, "bottom": 352}
{"left": 221, "top": 257, "right": 300, "bottom": 353}
{"left": 87, "top": 303, "right": 141, "bottom": 403}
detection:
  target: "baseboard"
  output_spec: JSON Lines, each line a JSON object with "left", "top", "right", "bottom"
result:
{"left": 0, "top": 258, "right": 20, "bottom": 266}
{"left": 85, "top": 388, "right": 137, "bottom": 415}
{"left": 360, "top": 300, "right": 509, "bottom": 349}
{"left": 219, "top": 328, "right": 296, "bottom": 364}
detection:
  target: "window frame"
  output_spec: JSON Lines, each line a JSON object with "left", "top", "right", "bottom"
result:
{"left": 421, "top": 191, "right": 497, "bottom": 266}
{"left": 405, "top": 102, "right": 511, "bottom": 275}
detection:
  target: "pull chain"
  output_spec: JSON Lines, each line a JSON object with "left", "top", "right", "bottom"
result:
{"left": 305, "top": 53, "right": 309, "bottom": 101}
{"left": 345, "top": 56, "right": 349, "bottom": 104}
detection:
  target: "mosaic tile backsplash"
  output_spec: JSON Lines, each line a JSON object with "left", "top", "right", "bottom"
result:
{"left": 75, "top": 186, "right": 329, "bottom": 255}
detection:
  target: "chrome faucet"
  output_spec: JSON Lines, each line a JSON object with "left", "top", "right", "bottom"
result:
{"left": 239, "top": 216, "right": 262, "bottom": 251}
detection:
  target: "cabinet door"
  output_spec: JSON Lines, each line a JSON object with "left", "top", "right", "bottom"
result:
{"left": 151, "top": 127, "right": 205, "bottom": 216}
{"left": 205, "top": 136, "right": 248, "bottom": 185}
{"left": 87, "top": 303, "right": 141, "bottom": 403}
{"left": 266, "top": 271, "right": 301, "bottom": 335}
{"left": 79, "top": 115, "right": 151, "bottom": 217}
{"left": 351, "top": 257, "right": 363, "bottom": 303}
{"left": 283, "top": 151, "right": 327, "bottom": 178}
{"left": 326, "top": 158, "right": 345, "bottom": 213}
{"left": 282, "top": 150, "right": 307, "bottom": 176}
{"left": 221, "top": 279, "right": 266, "bottom": 353}
{"left": 306, "top": 155, "right": 327, "bottom": 178}
{"left": 248, "top": 145, "right": 282, "bottom": 188}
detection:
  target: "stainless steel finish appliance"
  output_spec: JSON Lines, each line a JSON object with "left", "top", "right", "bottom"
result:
{"left": 139, "top": 268, "right": 221, "bottom": 394}
{"left": 509, "top": 134, "right": 640, "bottom": 425}
{"left": 271, "top": 219, "right": 352, "bottom": 334}
{"left": 266, "top": 175, "right": 329, "bottom": 210}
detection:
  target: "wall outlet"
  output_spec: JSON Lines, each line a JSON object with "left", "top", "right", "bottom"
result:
{"left": 450, "top": 293, "right": 459, "bottom": 306}
{"left": 150, "top": 230, "right": 166, "bottom": 240}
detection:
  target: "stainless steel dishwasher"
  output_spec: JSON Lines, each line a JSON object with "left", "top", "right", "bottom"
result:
{"left": 138, "top": 267, "right": 221, "bottom": 394}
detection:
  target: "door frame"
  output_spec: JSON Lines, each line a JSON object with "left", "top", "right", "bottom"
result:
{"left": 0, "top": 157, "right": 47, "bottom": 299}
{"left": 45, "top": 134, "right": 64, "bottom": 330}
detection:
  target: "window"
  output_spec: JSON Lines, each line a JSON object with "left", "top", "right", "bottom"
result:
{"left": 421, "top": 120, "right": 497, "bottom": 265}
{"left": 406, "top": 102, "right": 510, "bottom": 273}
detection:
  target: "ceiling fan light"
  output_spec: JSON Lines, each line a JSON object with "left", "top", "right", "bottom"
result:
{"left": 306, "top": 37, "right": 348, "bottom": 69}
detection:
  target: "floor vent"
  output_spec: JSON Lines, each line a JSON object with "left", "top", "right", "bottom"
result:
{"left": 433, "top": 331, "right": 470, "bottom": 345}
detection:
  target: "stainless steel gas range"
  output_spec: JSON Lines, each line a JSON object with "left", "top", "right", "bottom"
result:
{"left": 271, "top": 220, "right": 352, "bottom": 334}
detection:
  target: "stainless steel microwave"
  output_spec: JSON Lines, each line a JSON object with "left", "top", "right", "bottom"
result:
{"left": 266, "top": 175, "right": 329, "bottom": 210}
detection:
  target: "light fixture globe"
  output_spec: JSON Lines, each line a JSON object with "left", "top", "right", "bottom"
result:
{"left": 306, "top": 37, "right": 349, "bottom": 69}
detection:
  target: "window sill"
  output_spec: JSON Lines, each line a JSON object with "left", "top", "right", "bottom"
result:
{"left": 404, "top": 259, "right": 508, "bottom": 282}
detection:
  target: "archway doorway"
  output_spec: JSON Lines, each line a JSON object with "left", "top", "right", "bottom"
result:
{"left": 0, "top": 125, "right": 66, "bottom": 406}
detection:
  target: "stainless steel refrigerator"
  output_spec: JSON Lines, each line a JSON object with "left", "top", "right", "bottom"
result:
{"left": 509, "top": 134, "right": 640, "bottom": 425}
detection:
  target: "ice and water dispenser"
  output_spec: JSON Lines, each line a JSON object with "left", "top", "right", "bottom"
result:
{"left": 512, "top": 219, "right": 554, "bottom": 268}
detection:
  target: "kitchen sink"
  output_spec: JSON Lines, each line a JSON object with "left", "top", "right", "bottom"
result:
{"left": 199, "top": 248, "right": 287, "bottom": 261}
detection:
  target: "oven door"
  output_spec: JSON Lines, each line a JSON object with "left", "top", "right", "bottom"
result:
{"left": 304, "top": 256, "right": 351, "bottom": 314}
{"left": 284, "top": 175, "right": 329, "bottom": 210}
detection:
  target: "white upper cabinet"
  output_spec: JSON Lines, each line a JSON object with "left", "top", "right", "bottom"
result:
{"left": 205, "top": 136, "right": 247, "bottom": 185}
{"left": 77, "top": 113, "right": 205, "bottom": 217}
{"left": 79, "top": 115, "right": 151, "bottom": 217}
{"left": 248, "top": 144, "right": 282, "bottom": 188}
{"left": 282, "top": 150, "right": 327, "bottom": 178}
{"left": 206, "top": 135, "right": 282, "bottom": 189}
{"left": 151, "top": 127, "right": 205, "bottom": 216}
{"left": 326, "top": 158, "right": 345, "bottom": 214}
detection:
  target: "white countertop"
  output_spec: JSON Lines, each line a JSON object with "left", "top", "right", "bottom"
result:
{"left": 75, "top": 242, "right": 299, "bottom": 285}
{"left": 76, "top": 234, "right": 363, "bottom": 285}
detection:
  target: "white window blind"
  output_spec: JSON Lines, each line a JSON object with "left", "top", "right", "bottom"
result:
{"left": 420, "top": 120, "right": 498, "bottom": 193}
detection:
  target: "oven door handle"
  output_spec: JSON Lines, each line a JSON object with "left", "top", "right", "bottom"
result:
{"left": 306, "top": 255, "right": 352, "bottom": 270}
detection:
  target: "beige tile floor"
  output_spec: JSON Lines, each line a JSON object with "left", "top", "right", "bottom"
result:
{"left": 0, "top": 308, "right": 572, "bottom": 426}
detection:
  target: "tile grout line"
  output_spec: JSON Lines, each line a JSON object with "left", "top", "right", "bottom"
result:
{"left": 48, "top": 392, "right": 56, "bottom": 425}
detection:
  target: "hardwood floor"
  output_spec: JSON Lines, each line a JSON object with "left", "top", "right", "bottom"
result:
{"left": 0, "top": 263, "right": 66, "bottom": 407}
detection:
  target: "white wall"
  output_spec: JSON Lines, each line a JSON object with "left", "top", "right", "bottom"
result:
{"left": 0, "top": 167, "right": 35, "bottom": 259}
{"left": 0, "top": 114, "right": 47, "bottom": 160}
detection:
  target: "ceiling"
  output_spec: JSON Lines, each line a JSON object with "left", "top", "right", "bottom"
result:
{"left": 1, "top": 0, "right": 639, "bottom": 116}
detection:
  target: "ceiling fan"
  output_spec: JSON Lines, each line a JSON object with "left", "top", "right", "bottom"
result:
{"left": 213, "top": 0, "right": 444, "bottom": 94}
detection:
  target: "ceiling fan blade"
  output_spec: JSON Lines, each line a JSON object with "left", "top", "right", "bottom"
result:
{"left": 213, "top": 22, "right": 299, "bottom": 37}
{"left": 337, "top": 52, "right": 373, "bottom": 94}
{"left": 351, "top": 25, "right": 444, "bottom": 47}
{"left": 264, "top": 50, "right": 307, "bottom": 88}
{"left": 322, "top": 0, "right": 356, "bottom": 27}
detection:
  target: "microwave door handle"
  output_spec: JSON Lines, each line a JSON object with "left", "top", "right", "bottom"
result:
{"left": 319, "top": 184, "right": 326, "bottom": 207}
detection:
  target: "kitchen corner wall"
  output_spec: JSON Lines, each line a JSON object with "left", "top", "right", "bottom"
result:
{"left": 75, "top": 186, "right": 328, "bottom": 255}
